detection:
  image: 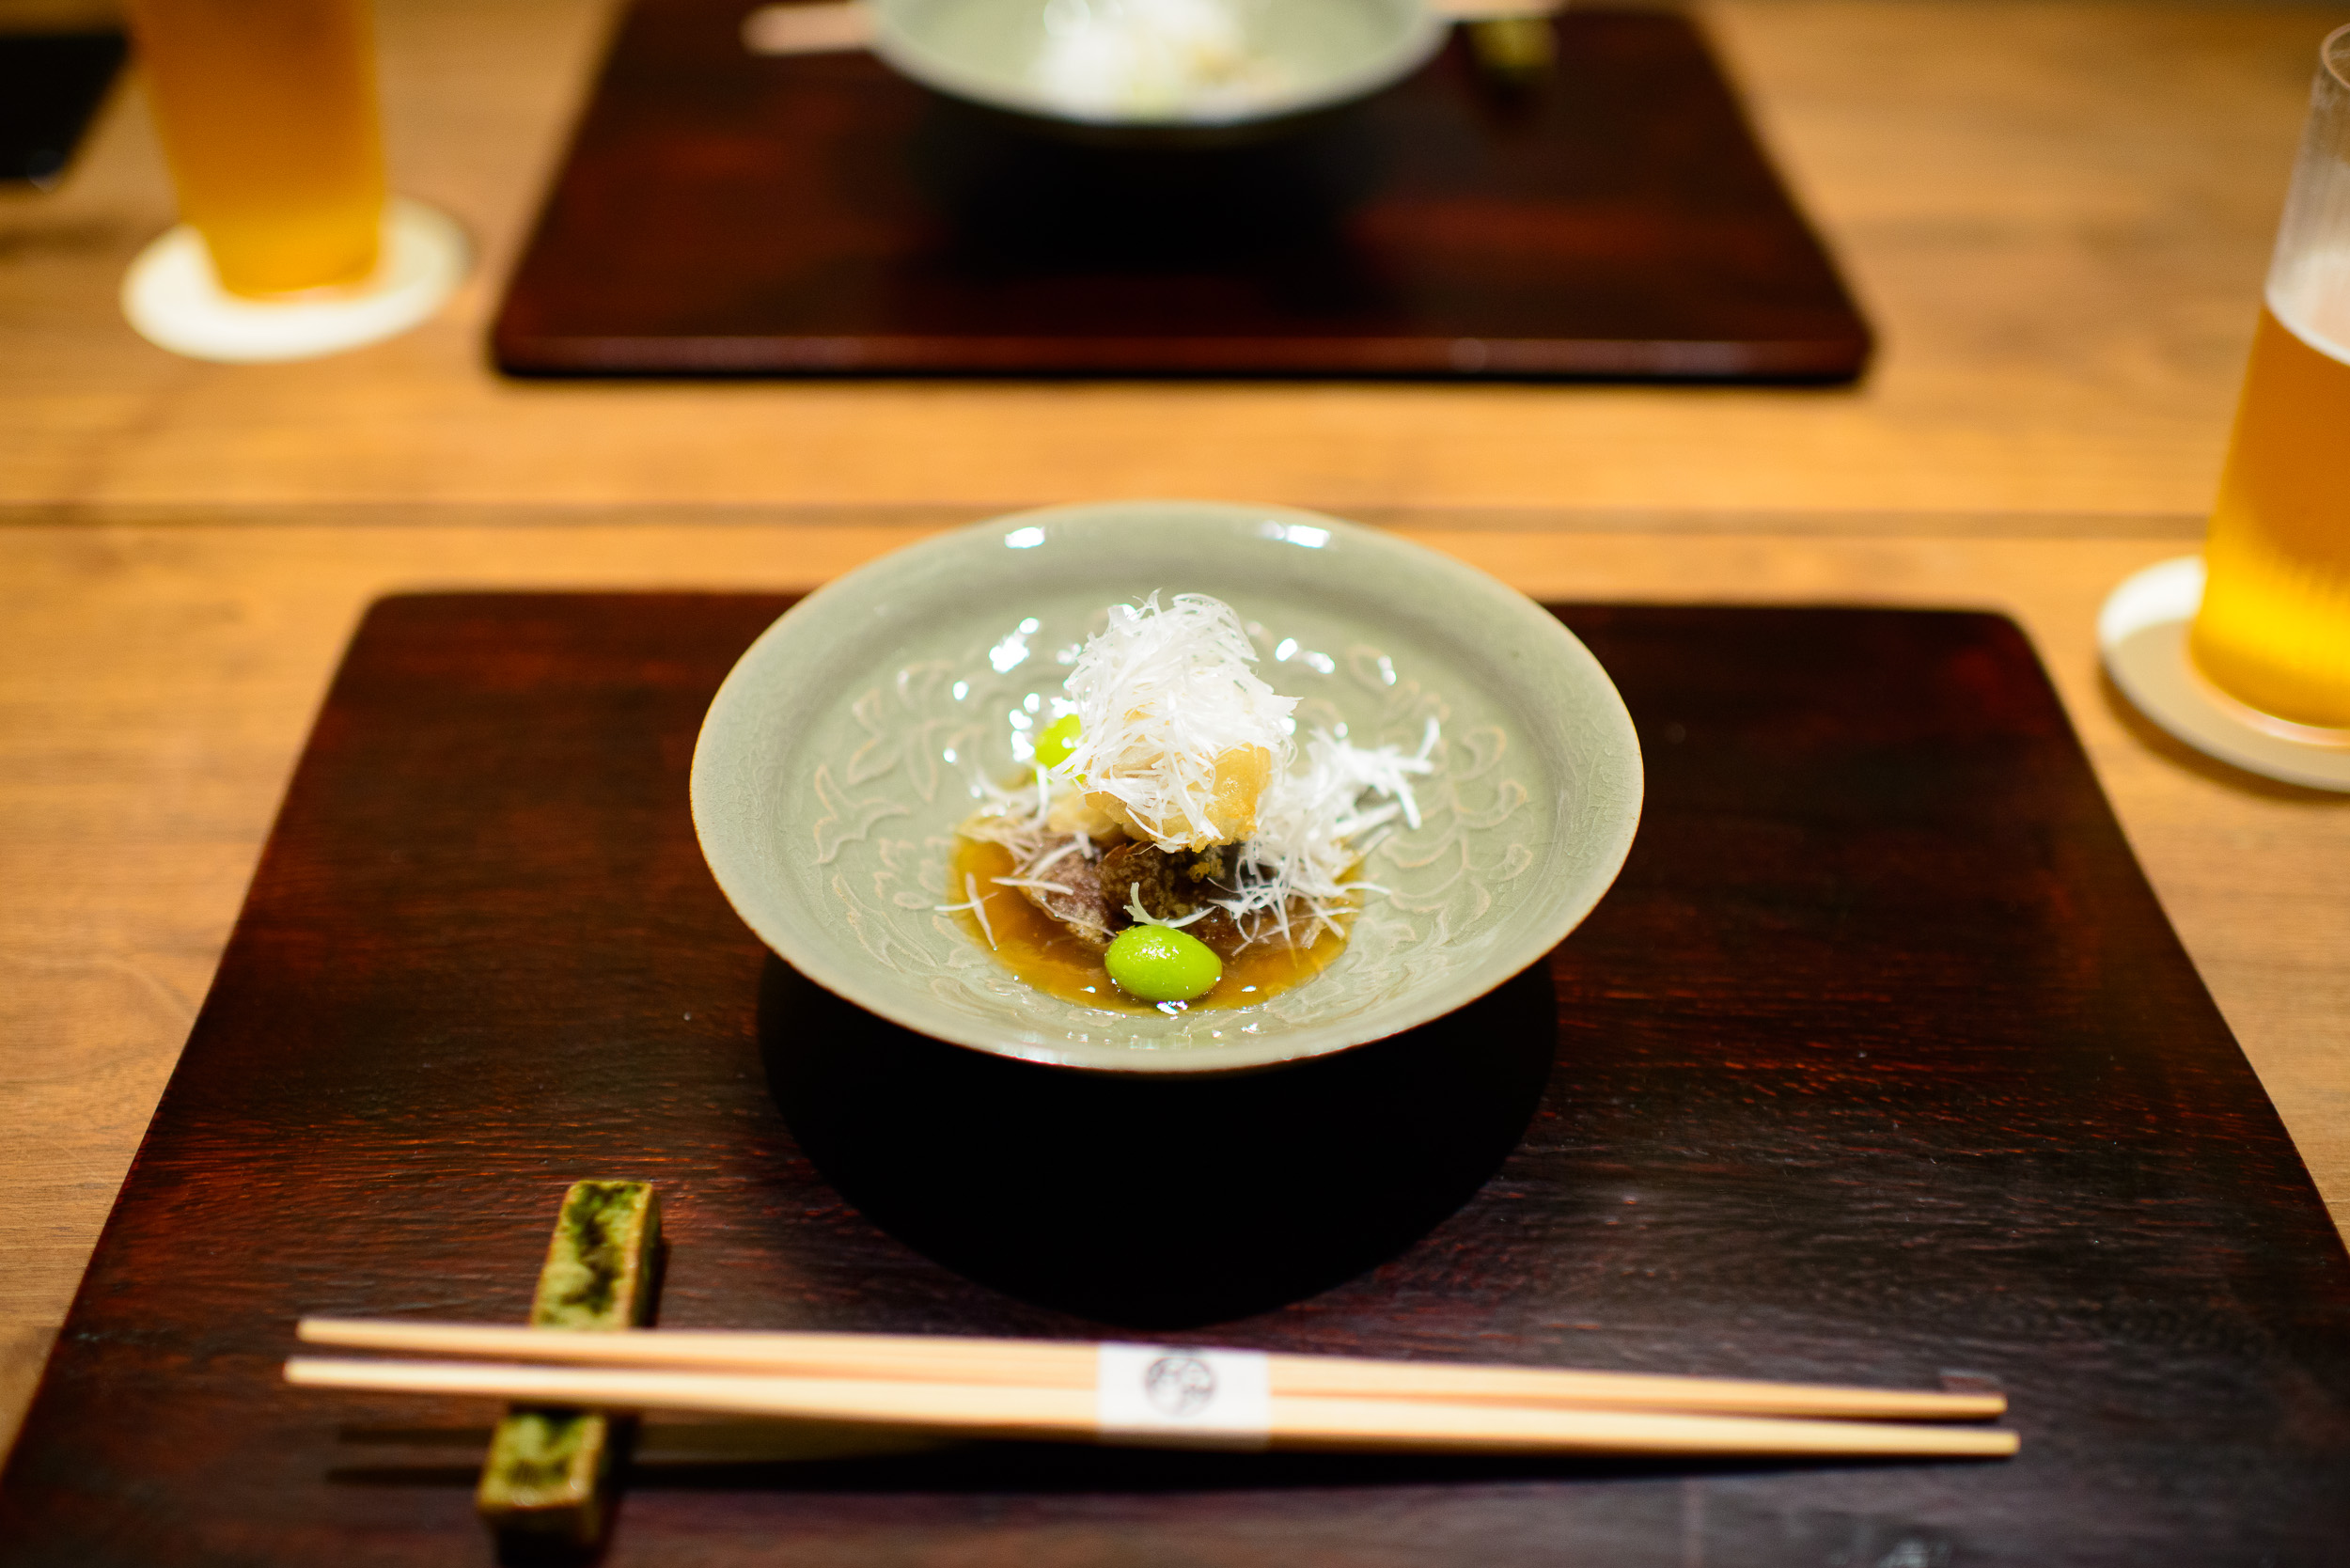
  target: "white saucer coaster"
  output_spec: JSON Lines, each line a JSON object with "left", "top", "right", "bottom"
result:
{"left": 120, "top": 197, "right": 469, "bottom": 363}
{"left": 2098, "top": 555, "right": 2350, "bottom": 792}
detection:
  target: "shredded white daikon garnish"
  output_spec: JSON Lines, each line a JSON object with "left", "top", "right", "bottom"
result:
{"left": 1124, "top": 886, "right": 1216, "bottom": 929}
{"left": 959, "top": 594, "right": 1437, "bottom": 951}
{"left": 1211, "top": 722, "right": 1434, "bottom": 944}
{"left": 936, "top": 873, "right": 1000, "bottom": 949}
{"left": 964, "top": 872, "right": 996, "bottom": 949}
{"left": 1026, "top": 838, "right": 1085, "bottom": 874}
{"left": 1055, "top": 593, "right": 1296, "bottom": 854}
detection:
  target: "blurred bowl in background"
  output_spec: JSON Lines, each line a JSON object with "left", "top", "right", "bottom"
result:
{"left": 872, "top": 0, "right": 1445, "bottom": 132}
{"left": 745, "top": 0, "right": 1451, "bottom": 138}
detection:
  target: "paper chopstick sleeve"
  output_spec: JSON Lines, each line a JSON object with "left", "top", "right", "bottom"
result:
{"left": 1095, "top": 1342, "right": 1271, "bottom": 1449}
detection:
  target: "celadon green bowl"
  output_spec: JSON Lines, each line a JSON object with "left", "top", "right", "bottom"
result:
{"left": 869, "top": 0, "right": 1444, "bottom": 133}
{"left": 691, "top": 501, "right": 1642, "bottom": 1074}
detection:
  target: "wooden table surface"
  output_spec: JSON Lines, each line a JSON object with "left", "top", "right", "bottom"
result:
{"left": 5, "top": 0, "right": 2349, "bottom": 1466}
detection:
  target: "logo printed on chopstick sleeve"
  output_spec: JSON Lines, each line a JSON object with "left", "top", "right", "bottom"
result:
{"left": 1095, "top": 1342, "right": 1271, "bottom": 1448}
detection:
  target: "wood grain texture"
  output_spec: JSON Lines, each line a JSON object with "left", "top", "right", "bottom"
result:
{"left": 8, "top": 517, "right": 2350, "bottom": 1477}
{"left": 0, "top": 1331, "right": 57, "bottom": 1469}
{"left": 1, "top": 589, "right": 2343, "bottom": 1566}
{"left": 494, "top": 5, "right": 1871, "bottom": 380}
{"left": 0, "top": 2, "right": 2342, "bottom": 511}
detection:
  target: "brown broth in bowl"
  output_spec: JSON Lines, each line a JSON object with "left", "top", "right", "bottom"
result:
{"left": 948, "top": 837, "right": 1350, "bottom": 1012}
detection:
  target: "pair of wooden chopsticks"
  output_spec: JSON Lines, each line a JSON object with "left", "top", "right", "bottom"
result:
{"left": 288, "top": 1320, "right": 2016, "bottom": 1460}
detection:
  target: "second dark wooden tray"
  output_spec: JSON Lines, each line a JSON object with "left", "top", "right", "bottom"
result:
{"left": 4, "top": 596, "right": 2346, "bottom": 1567}
{"left": 493, "top": 2, "right": 1872, "bottom": 380}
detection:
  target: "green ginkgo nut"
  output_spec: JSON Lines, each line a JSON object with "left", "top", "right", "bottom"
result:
{"left": 1033, "top": 713, "right": 1082, "bottom": 771}
{"left": 1104, "top": 924, "right": 1222, "bottom": 1003}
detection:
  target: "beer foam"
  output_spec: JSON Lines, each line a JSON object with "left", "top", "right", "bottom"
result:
{"left": 2269, "top": 244, "right": 2350, "bottom": 366}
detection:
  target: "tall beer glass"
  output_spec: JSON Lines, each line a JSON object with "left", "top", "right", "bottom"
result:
{"left": 2188, "top": 24, "right": 2350, "bottom": 735}
{"left": 125, "top": 0, "right": 386, "bottom": 297}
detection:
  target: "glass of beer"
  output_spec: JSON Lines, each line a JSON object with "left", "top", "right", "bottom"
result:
{"left": 2187, "top": 23, "right": 2350, "bottom": 737}
{"left": 125, "top": 0, "right": 386, "bottom": 297}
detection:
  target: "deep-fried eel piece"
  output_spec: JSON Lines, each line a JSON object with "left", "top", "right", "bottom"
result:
{"left": 1019, "top": 850, "right": 1119, "bottom": 949}
{"left": 1010, "top": 839, "right": 1235, "bottom": 951}
{"left": 1098, "top": 840, "right": 1230, "bottom": 922}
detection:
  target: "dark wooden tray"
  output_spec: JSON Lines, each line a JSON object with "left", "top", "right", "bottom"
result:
{"left": 492, "top": 2, "right": 1872, "bottom": 380}
{"left": 6, "top": 595, "right": 2347, "bottom": 1567}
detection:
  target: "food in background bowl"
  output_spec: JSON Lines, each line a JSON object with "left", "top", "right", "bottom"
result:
{"left": 1031, "top": 0, "right": 1288, "bottom": 119}
{"left": 868, "top": 0, "right": 1444, "bottom": 132}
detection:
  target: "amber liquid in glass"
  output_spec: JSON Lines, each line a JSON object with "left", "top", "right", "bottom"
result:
{"left": 2189, "top": 303, "right": 2350, "bottom": 731}
{"left": 128, "top": 0, "right": 385, "bottom": 296}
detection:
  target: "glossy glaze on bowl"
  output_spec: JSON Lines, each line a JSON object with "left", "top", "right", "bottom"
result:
{"left": 692, "top": 502, "right": 1641, "bottom": 1073}
{"left": 870, "top": 0, "right": 1444, "bottom": 130}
